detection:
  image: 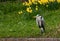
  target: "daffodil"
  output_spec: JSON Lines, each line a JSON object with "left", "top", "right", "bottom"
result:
{"left": 31, "top": 0, "right": 35, "bottom": 3}
{"left": 18, "top": 11, "right": 23, "bottom": 14}
{"left": 38, "top": 0, "right": 42, "bottom": 4}
{"left": 57, "top": 0, "right": 60, "bottom": 3}
{"left": 31, "top": 0, "right": 37, "bottom": 4}
{"left": 28, "top": 0, "right": 32, "bottom": 5}
{"left": 46, "top": 5, "right": 49, "bottom": 7}
{"left": 23, "top": 2, "right": 25, "bottom": 5}
{"left": 35, "top": 2, "right": 38, "bottom": 4}
{"left": 26, "top": 8, "right": 30, "bottom": 12}
{"left": 40, "top": 0, "right": 48, "bottom": 4}
{"left": 24, "top": 2, "right": 30, "bottom": 6}
{"left": 36, "top": 7, "right": 38, "bottom": 11}
{"left": 26, "top": 7, "right": 32, "bottom": 13}
{"left": 36, "top": 5, "right": 38, "bottom": 11}
{"left": 29, "top": 9, "right": 32, "bottom": 13}
{"left": 48, "top": 0, "right": 54, "bottom": 2}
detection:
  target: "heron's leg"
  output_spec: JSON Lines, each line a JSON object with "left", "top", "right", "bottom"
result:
{"left": 42, "top": 25, "right": 45, "bottom": 32}
{"left": 42, "top": 26, "right": 45, "bottom": 31}
{"left": 40, "top": 27, "right": 44, "bottom": 33}
{"left": 41, "top": 23, "right": 45, "bottom": 32}
{"left": 38, "top": 25, "right": 41, "bottom": 28}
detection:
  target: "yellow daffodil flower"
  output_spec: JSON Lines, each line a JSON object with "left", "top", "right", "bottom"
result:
{"left": 26, "top": 7, "right": 32, "bottom": 13}
{"left": 36, "top": 7, "right": 38, "bottom": 11}
{"left": 23, "top": 2, "right": 25, "bottom": 5}
{"left": 24, "top": 2, "right": 30, "bottom": 6}
{"left": 57, "top": 0, "right": 60, "bottom": 3}
{"left": 26, "top": 8, "right": 30, "bottom": 12}
{"left": 40, "top": 0, "right": 48, "bottom": 4}
{"left": 31, "top": 0, "right": 37, "bottom": 4}
{"left": 18, "top": 11, "right": 23, "bottom": 14}
{"left": 46, "top": 5, "right": 49, "bottom": 7}
{"left": 28, "top": 0, "right": 32, "bottom": 5}
{"left": 38, "top": 0, "right": 42, "bottom": 4}
{"left": 48, "top": 0, "right": 54, "bottom": 2}
{"left": 29, "top": 9, "right": 32, "bottom": 13}
{"left": 31, "top": 0, "right": 35, "bottom": 3}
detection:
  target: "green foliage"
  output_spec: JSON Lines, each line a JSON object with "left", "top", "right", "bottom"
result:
{"left": 45, "top": 1, "right": 59, "bottom": 10}
{"left": 0, "top": 2, "right": 23, "bottom": 14}
{"left": 21, "top": 1, "right": 60, "bottom": 19}
{"left": 0, "top": 0, "right": 16, "bottom": 2}
{"left": 0, "top": 1, "right": 60, "bottom": 19}
{"left": 0, "top": 2, "right": 60, "bottom": 38}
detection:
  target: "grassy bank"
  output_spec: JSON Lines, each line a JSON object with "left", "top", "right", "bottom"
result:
{"left": 0, "top": 2, "right": 60, "bottom": 38}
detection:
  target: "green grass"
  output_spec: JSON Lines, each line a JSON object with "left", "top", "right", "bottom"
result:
{"left": 0, "top": 2, "right": 60, "bottom": 38}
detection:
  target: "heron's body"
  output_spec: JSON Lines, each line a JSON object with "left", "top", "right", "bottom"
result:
{"left": 36, "top": 15, "right": 45, "bottom": 33}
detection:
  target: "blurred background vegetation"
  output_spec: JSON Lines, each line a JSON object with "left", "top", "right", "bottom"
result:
{"left": 0, "top": 0, "right": 60, "bottom": 19}
{"left": 0, "top": 0, "right": 60, "bottom": 38}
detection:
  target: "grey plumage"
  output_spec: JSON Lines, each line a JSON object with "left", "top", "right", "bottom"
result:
{"left": 36, "top": 14, "right": 45, "bottom": 33}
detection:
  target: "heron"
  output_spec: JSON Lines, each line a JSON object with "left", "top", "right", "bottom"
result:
{"left": 36, "top": 14, "right": 45, "bottom": 33}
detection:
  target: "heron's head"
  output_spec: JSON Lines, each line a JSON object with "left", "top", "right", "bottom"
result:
{"left": 32, "top": 14, "right": 40, "bottom": 18}
{"left": 36, "top": 14, "right": 40, "bottom": 17}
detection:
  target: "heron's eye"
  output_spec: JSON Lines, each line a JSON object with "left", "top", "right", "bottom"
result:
{"left": 41, "top": 17, "right": 42, "bottom": 19}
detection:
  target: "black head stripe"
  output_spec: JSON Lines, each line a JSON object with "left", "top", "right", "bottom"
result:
{"left": 40, "top": 16, "right": 42, "bottom": 19}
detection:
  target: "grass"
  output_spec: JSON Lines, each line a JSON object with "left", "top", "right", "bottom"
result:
{"left": 0, "top": 2, "right": 60, "bottom": 38}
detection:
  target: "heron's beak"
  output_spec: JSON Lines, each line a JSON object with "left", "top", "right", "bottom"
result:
{"left": 32, "top": 16, "right": 36, "bottom": 18}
